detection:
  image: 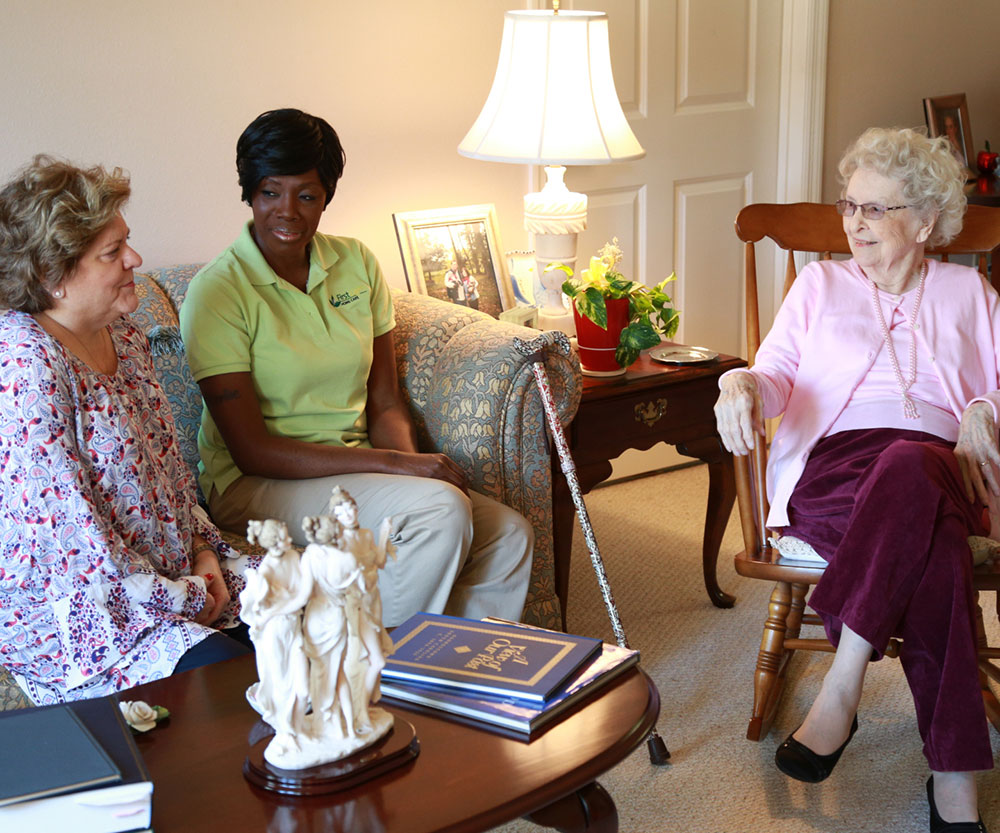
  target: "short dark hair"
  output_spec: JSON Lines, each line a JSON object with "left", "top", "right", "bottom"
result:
{"left": 236, "top": 109, "right": 345, "bottom": 206}
{"left": 0, "top": 155, "right": 130, "bottom": 313}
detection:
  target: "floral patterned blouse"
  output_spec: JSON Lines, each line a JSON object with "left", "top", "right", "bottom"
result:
{"left": 0, "top": 310, "right": 258, "bottom": 705}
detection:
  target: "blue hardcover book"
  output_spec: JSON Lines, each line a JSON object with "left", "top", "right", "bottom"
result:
{"left": 0, "top": 703, "right": 121, "bottom": 806}
{"left": 381, "top": 641, "right": 639, "bottom": 737}
{"left": 0, "top": 696, "right": 153, "bottom": 833}
{"left": 383, "top": 612, "right": 602, "bottom": 703}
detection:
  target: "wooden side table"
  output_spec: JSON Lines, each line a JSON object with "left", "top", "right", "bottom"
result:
{"left": 966, "top": 174, "right": 1000, "bottom": 207}
{"left": 552, "top": 344, "right": 747, "bottom": 625}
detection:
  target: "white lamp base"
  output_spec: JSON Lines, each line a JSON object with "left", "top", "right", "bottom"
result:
{"left": 536, "top": 306, "right": 576, "bottom": 337}
{"left": 524, "top": 166, "right": 587, "bottom": 338}
{"left": 533, "top": 232, "right": 577, "bottom": 336}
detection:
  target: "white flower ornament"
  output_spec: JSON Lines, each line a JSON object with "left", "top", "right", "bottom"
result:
{"left": 119, "top": 700, "right": 169, "bottom": 732}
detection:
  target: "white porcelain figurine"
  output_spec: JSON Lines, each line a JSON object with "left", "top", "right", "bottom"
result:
{"left": 300, "top": 514, "right": 361, "bottom": 741}
{"left": 241, "top": 519, "right": 311, "bottom": 762}
{"left": 327, "top": 487, "right": 396, "bottom": 729}
{"left": 239, "top": 489, "right": 395, "bottom": 770}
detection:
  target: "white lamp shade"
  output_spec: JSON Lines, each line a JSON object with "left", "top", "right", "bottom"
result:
{"left": 458, "top": 10, "right": 645, "bottom": 165}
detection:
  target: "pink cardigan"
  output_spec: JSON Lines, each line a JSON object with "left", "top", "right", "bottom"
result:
{"left": 732, "top": 258, "right": 1000, "bottom": 527}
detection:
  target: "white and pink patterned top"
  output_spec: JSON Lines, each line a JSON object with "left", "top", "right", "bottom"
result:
{"left": 0, "top": 310, "right": 258, "bottom": 705}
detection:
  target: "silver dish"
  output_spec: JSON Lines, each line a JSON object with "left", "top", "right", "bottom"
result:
{"left": 650, "top": 345, "right": 719, "bottom": 365}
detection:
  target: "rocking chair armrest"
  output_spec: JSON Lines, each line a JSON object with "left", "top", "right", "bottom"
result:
{"left": 734, "top": 442, "right": 772, "bottom": 562}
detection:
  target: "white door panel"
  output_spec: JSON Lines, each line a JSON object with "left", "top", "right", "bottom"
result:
{"left": 556, "top": 0, "right": 781, "bottom": 361}
{"left": 545, "top": 0, "right": 784, "bottom": 478}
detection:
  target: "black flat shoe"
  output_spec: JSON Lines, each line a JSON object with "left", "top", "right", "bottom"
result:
{"left": 926, "top": 776, "right": 988, "bottom": 833}
{"left": 774, "top": 714, "right": 858, "bottom": 783}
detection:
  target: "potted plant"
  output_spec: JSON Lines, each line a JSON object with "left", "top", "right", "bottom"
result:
{"left": 548, "top": 239, "right": 680, "bottom": 375}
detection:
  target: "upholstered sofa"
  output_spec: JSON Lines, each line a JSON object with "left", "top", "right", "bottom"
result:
{"left": 0, "top": 265, "right": 582, "bottom": 709}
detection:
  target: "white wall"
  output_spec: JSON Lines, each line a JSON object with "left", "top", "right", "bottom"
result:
{"left": 823, "top": 0, "right": 1000, "bottom": 201}
{"left": 0, "top": 0, "right": 531, "bottom": 287}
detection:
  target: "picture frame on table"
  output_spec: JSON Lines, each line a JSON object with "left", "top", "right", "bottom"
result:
{"left": 923, "top": 93, "right": 975, "bottom": 177}
{"left": 393, "top": 204, "right": 514, "bottom": 318}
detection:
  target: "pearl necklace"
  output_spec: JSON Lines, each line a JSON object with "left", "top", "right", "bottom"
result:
{"left": 867, "top": 261, "right": 927, "bottom": 420}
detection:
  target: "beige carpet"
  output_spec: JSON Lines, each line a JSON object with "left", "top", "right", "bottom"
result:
{"left": 492, "top": 463, "right": 1000, "bottom": 833}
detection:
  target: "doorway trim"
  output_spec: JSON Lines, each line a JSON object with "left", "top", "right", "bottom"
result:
{"left": 771, "top": 0, "right": 829, "bottom": 313}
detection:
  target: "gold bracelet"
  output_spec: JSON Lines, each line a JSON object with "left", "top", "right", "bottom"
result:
{"left": 192, "top": 545, "right": 217, "bottom": 559}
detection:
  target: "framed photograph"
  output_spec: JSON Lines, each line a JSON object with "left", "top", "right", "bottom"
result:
{"left": 923, "top": 93, "right": 974, "bottom": 174}
{"left": 393, "top": 204, "right": 514, "bottom": 317}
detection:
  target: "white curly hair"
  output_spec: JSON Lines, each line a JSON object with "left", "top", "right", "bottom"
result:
{"left": 838, "top": 126, "right": 967, "bottom": 247}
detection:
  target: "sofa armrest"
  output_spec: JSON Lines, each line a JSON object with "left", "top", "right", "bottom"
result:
{"left": 392, "top": 292, "right": 582, "bottom": 627}
{"left": 392, "top": 292, "right": 580, "bottom": 486}
{"left": 421, "top": 320, "right": 580, "bottom": 498}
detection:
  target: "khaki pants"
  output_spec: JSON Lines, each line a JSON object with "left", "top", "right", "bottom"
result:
{"left": 211, "top": 473, "right": 533, "bottom": 627}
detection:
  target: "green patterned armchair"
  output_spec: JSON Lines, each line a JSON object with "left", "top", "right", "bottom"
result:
{"left": 0, "top": 264, "right": 582, "bottom": 708}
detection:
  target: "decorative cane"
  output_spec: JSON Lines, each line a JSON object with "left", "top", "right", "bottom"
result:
{"left": 514, "top": 332, "right": 671, "bottom": 765}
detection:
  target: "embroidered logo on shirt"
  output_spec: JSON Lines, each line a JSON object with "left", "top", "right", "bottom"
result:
{"left": 330, "top": 290, "right": 363, "bottom": 308}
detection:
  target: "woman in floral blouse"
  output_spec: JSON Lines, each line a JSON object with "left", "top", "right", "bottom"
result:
{"left": 0, "top": 155, "right": 259, "bottom": 705}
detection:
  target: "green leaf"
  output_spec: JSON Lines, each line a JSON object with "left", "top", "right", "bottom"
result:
{"left": 615, "top": 321, "right": 659, "bottom": 368}
{"left": 630, "top": 294, "right": 653, "bottom": 316}
{"left": 615, "top": 340, "right": 640, "bottom": 368}
{"left": 607, "top": 277, "right": 634, "bottom": 295}
{"left": 657, "top": 272, "right": 677, "bottom": 288}
{"left": 657, "top": 309, "right": 681, "bottom": 339}
{"left": 626, "top": 320, "right": 661, "bottom": 350}
{"left": 577, "top": 287, "right": 608, "bottom": 328}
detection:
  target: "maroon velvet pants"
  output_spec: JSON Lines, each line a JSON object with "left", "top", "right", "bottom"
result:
{"left": 783, "top": 428, "right": 992, "bottom": 772}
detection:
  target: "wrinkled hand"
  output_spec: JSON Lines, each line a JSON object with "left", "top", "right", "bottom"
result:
{"left": 191, "top": 548, "right": 229, "bottom": 626}
{"left": 954, "top": 401, "right": 1000, "bottom": 513}
{"left": 714, "top": 372, "right": 765, "bottom": 456}
{"left": 396, "top": 451, "right": 469, "bottom": 494}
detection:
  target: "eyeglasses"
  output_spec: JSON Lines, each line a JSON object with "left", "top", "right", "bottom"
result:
{"left": 835, "top": 199, "right": 910, "bottom": 221}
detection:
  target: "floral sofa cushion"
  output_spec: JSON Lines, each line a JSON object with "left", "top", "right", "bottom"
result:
{"left": 147, "top": 324, "right": 205, "bottom": 501}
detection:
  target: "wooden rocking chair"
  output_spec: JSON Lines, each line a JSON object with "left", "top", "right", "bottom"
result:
{"left": 732, "top": 201, "right": 1000, "bottom": 741}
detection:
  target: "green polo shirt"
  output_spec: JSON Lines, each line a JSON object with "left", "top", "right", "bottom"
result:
{"left": 179, "top": 222, "right": 395, "bottom": 497}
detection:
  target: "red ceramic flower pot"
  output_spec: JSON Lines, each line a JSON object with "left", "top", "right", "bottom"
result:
{"left": 573, "top": 297, "right": 630, "bottom": 376}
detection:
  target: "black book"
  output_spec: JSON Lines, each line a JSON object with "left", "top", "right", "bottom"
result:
{"left": 0, "top": 696, "right": 152, "bottom": 833}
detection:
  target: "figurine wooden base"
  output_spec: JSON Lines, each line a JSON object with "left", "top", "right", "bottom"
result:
{"left": 243, "top": 719, "right": 419, "bottom": 796}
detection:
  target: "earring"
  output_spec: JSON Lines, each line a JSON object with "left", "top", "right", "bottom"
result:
{"left": 52, "top": 287, "right": 63, "bottom": 299}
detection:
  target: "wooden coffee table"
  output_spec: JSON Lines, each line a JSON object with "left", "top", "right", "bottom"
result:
{"left": 126, "top": 654, "right": 659, "bottom": 832}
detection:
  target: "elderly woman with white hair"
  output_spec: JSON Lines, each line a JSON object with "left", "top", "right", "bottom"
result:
{"left": 715, "top": 127, "right": 997, "bottom": 832}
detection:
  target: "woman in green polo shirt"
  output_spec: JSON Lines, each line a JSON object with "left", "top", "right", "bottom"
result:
{"left": 179, "top": 108, "right": 533, "bottom": 628}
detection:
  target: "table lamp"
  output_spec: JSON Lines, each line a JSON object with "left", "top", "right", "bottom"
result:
{"left": 458, "top": 3, "right": 645, "bottom": 335}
